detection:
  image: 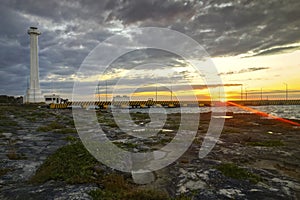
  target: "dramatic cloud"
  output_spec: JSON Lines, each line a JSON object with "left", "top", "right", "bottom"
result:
{"left": 0, "top": 0, "right": 299, "bottom": 96}
{"left": 219, "top": 67, "right": 269, "bottom": 75}
{"left": 245, "top": 45, "right": 300, "bottom": 57}
{"left": 104, "top": 83, "right": 243, "bottom": 95}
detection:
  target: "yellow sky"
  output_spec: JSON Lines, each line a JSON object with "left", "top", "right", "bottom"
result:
{"left": 213, "top": 50, "right": 300, "bottom": 90}
{"left": 208, "top": 50, "right": 300, "bottom": 100}
{"left": 92, "top": 49, "right": 300, "bottom": 101}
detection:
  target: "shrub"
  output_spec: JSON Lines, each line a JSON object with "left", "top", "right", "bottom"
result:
{"left": 216, "top": 163, "right": 261, "bottom": 184}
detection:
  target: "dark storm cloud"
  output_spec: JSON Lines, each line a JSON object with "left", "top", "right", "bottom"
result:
{"left": 109, "top": 49, "right": 188, "bottom": 71}
{"left": 0, "top": 5, "right": 32, "bottom": 39}
{"left": 0, "top": 5, "right": 31, "bottom": 95}
{"left": 0, "top": 0, "right": 299, "bottom": 96}
{"left": 111, "top": 0, "right": 300, "bottom": 57}
{"left": 0, "top": 0, "right": 113, "bottom": 95}
{"left": 107, "top": 0, "right": 194, "bottom": 24}
{"left": 192, "top": 1, "right": 300, "bottom": 56}
{"left": 219, "top": 67, "right": 269, "bottom": 75}
{"left": 97, "top": 74, "right": 184, "bottom": 90}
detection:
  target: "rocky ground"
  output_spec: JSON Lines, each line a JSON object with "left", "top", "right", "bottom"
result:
{"left": 0, "top": 105, "right": 299, "bottom": 199}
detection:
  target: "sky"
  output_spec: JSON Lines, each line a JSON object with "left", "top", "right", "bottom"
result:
{"left": 0, "top": 0, "right": 299, "bottom": 101}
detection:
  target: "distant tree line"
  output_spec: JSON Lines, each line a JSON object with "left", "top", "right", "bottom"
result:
{"left": 0, "top": 95, "right": 23, "bottom": 104}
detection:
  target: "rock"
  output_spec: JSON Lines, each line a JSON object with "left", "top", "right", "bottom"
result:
{"left": 132, "top": 170, "right": 155, "bottom": 184}
{"left": 2, "top": 133, "right": 12, "bottom": 138}
{"left": 178, "top": 185, "right": 187, "bottom": 193}
{"left": 219, "top": 188, "right": 245, "bottom": 199}
{"left": 1, "top": 109, "right": 300, "bottom": 199}
{"left": 139, "top": 145, "right": 150, "bottom": 151}
{"left": 185, "top": 180, "right": 206, "bottom": 190}
{"left": 187, "top": 172, "right": 197, "bottom": 180}
{"left": 0, "top": 182, "right": 97, "bottom": 200}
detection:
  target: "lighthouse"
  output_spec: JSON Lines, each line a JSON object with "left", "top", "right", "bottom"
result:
{"left": 24, "top": 27, "right": 44, "bottom": 103}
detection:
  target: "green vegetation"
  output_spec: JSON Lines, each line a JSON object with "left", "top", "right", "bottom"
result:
{"left": 6, "top": 139, "right": 27, "bottom": 160}
{"left": 0, "top": 168, "right": 12, "bottom": 176}
{"left": 89, "top": 188, "right": 169, "bottom": 200}
{"left": 54, "top": 128, "right": 77, "bottom": 134}
{"left": 37, "top": 121, "right": 65, "bottom": 132}
{"left": 105, "top": 121, "right": 119, "bottom": 128}
{"left": 0, "top": 95, "right": 22, "bottom": 104}
{"left": 6, "top": 151, "right": 27, "bottom": 160}
{"left": 66, "top": 119, "right": 75, "bottom": 127}
{"left": 174, "top": 196, "right": 192, "bottom": 200}
{"left": 15, "top": 106, "right": 55, "bottom": 122}
{"left": 246, "top": 140, "right": 284, "bottom": 147}
{"left": 0, "top": 107, "right": 18, "bottom": 133}
{"left": 216, "top": 163, "right": 262, "bottom": 184}
{"left": 130, "top": 113, "right": 150, "bottom": 121}
{"left": 30, "top": 141, "right": 101, "bottom": 184}
{"left": 97, "top": 114, "right": 119, "bottom": 128}
{"left": 63, "top": 135, "right": 78, "bottom": 142}
{"left": 223, "top": 127, "right": 238, "bottom": 134}
{"left": 113, "top": 141, "right": 139, "bottom": 149}
{"left": 160, "top": 137, "right": 172, "bottom": 145}
{"left": 89, "top": 173, "right": 190, "bottom": 200}
{"left": 30, "top": 139, "right": 190, "bottom": 199}
{"left": 164, "top": 123, "right": 180, "bottom": 130}
{"left": 1, "top": 120, "right": 18, "bottom": 127}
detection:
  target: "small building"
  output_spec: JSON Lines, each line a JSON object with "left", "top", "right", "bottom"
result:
{"left": 112, "top": 95, "right": 130, "bottom": 102}
{"left": 44, "top": 94, "right": 62, "bottom": 104}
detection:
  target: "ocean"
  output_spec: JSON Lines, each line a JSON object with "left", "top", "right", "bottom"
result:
{"left": 121, "top": 105, "right": 300, "bottom": 120}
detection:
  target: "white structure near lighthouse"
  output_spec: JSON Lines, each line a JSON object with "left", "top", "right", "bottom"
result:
{"left": 24, "top": 27, "right": 44, "bottom": 103}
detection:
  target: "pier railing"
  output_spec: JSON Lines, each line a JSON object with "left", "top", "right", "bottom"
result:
{"left": 49, "top": 99, "right": 300, "bottom": 109}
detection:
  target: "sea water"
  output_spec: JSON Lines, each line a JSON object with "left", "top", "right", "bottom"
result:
{"left": 120, "top": 105, "right": 300, "bottom": 120}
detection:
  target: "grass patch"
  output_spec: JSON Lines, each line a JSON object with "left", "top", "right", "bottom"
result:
{"left": 89, "top": 173, "right": 169, "bottom": 200}
{"left": 63, "top": 135, "right": 78, "bottom": 142}
{"left": 26, "top": 116, "right": 37, "bottom": 122}
{"left": 164, "top": 122, "right": 180, "bottom": 130}
{"left": 66, "top": 119, "right": 75, "bottom": 127}
{"left": 113, "top": 141, "right": 139, "bottom": 149}
{"left": 174, "top": 196, "right": 192, "bottom": 200}
{"left": 223, "top": 127, "right": 238, "bottom": 134}
{"left": 6, "top": 152, "right": 27, "bottom": 160}
{"left": 37, "top": 121, "right": 65, "bottom": 132}
{"left": 89, "top": 173, "right": 192, "bottom": 200}
{"left": 130, "top": 113, "right": 150, "bottom": 121}
{"left": 89, "top": 187, "right": 191, "bottom": 200}
{"left": 106, "top": 121, "right": 119, "bottom": 128}
{"left": 30, "top": 141, "right": 101, "bottom": 184}
{"left": 29, "top": 138, "right": 191, "bottom": 200}
{"left": 36, "top": 126, "right": 52, "bottom": 132}
{"left": 6, "top": 140, "right": 27, "bottom": 160}
{"left": 54, "top": 128, "right": 77, "bottom": 134}
{"left": 97, "top": 116, "right": 119, "bottom": 128}
{"left": 216, "top": 163, "right": 261, "bottom": 184}
{"left": 1, "top": 120, "right": 18, "bottom": 127}
{"left": 0, "top": 168, "right": 12, "bottom": 176}
{"left": 0, "top": 111, "right": 18, "bottom": 132}
{"left": 89, "top": 188, "right": 169, "bottom": 200}
{"left": 246, "top": 140, "right": 284, "bottom": 147}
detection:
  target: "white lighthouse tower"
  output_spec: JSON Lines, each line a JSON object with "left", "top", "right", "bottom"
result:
{"left": 24, "top": 27, "right": 44, "bottom": 103}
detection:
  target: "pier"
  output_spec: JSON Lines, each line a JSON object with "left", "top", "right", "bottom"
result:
{"left": 49, "top": 99, "right": 300, "bottom": 109}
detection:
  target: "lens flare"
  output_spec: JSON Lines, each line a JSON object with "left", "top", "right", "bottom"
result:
{"left": 227, "top": 101, "right": 300, "bottom": 126}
